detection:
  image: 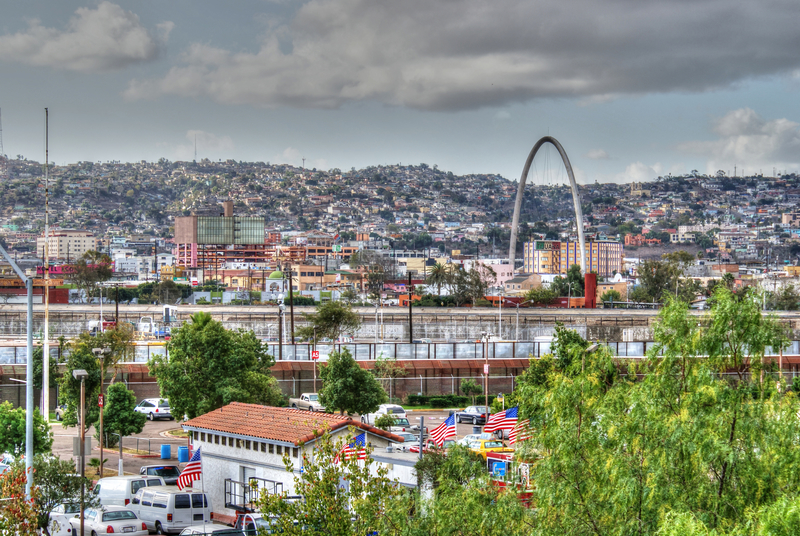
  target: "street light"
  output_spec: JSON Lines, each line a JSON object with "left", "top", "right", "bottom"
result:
{"left": 278, "top": 302, "right": 286, "bottom": 361}
{"left": 92, "top": 347, "right": 111, "bottom": 478}
{"left": 72, "top": 368, "right": 89, "bottom": 536}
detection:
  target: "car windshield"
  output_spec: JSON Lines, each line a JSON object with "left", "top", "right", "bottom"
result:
{"left": 473, "top": 407, "right": 487, "bottom": 413}
{"left": 308, "top": 395, "right": 318, "bottom": 401}
{"left": 103, "top": 511, "right": 137, "bottom": 521}
{"left": 483, "top": 441, "right": 504, "bottom": 448}
{"left": 64, "top": 503, "right": 81, "bottom": 514}
{"left": 150, "top": 467, "right": 180, "bottom": 477}
{"left": 442, "top": 440, "right": 456, "bottom": 448}
{"left": 392, "top": 418, "right": 410, "bottom": 426}
{"left": 158, "top": 400, "right": 170, "bottom": 408}
{"left": 397, "top": 433, "right": 416, "bottom": 442}
{"left": 388, "top": 407, "right": 404, "bottom": 414}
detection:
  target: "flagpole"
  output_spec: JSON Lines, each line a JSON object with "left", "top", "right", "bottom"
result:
{"left": 199, "top": 447, "right": 206, "bottom": 531}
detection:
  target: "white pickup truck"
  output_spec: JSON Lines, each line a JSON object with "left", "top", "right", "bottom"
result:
{"left": 361, "top": 404, "right": 427, "bottom": 436}
{"left": 289, "top": 393, "right": 325, "bottom": 411}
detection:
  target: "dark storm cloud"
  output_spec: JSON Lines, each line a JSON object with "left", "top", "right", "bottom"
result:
{"left": 122, "top": 0, "right": 800, "bottom": 110}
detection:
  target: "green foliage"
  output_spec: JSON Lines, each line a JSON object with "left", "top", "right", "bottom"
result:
{"left": 150, "top": 311, "right": 284, "bottom": 419}
{"left": 68, "top": 250, "right": 113, "bottom": 303}
{"left": 405, "top": 394, "right": 474, "bottom": 407}
{"left": 600, "top": 288, "right": 622, "bottom": 304}
{"left": 295, "top": 301, "right": 362, "bottom": 342}
{"left": 550, "top": 264, "right": 584, "bottom": 297}
{"left": 318, "top": 349, "right": 387, "bottom": 415}
{"left": 0, "top": 401, "right": 53, "bottom": 455}
{"left": 459, "top": 378, "right": 482, "bottom": 404}
{"left": 373, "top": 413, "right": 396, "bottom": 431}
{"left": 512, "top": 288, "right": 796, "bottom": 535}
{"left": 0, "top": 463, "right": 40, "bottom": 536}
{"left": 98, "top": 382, "right": 146, "bottom": 448}
{"left": 414, "top": 444, "right": 485, "bottom": 490}
{"left": 637, "top": 250, "right": 700, "bottom": 303}
{"left": 26, "top": 454, "right": 98, "bottom": 536}
{"left": 525, "top": 286, "right": 558, "bottom": 306}
{"left": 59, "top": 328, "right": 133, "bottom": 432}
{"left": 256, "top": 430, "right": 404, "bottom": 535}
{"left": 31, "top": 344, "right": 59, "bottom": 390}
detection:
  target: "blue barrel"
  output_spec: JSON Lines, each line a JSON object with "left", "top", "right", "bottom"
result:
{"left": 160, "top": 444, "right": 171, "bottom": 460}
{"left": 177, "top": 446, "right": 189, "bottom": 463}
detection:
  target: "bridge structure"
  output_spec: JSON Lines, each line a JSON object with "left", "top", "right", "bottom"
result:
{"left": 508, "top": 136, "right": 587, "bottom": 272}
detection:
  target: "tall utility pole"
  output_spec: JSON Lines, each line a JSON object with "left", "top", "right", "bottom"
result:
{"left": 408, "top": 273, "right": 413, "bottom": 343}
{"left": 0, "top": 107, "right": 7, "bottom": 179}
{"left": 43, "top": 108, "right": 51, "bottom": 421}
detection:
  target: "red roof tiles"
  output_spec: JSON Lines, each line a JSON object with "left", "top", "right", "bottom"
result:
{"left": 182, "top": 402, "right": 402, "bottom": 446}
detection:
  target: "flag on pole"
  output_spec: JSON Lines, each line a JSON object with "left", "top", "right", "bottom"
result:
{"left": 429, "top": 414, "right": 457, "bottom": 446}
{"left": 483, "top": 406, "right": 518, "bottom": 433}
{"left": 334, "top": 433, "right": 367, "bottom": 463}
{"left": 333, "top": 233, "right": 340, "bottom": 241}
{"left": 509, "top": 419, "right": 533, "bottom": 445}
{"left": 177, "top": 447, "right": 202, "bottom": 490}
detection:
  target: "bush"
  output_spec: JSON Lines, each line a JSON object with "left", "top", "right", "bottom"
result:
{"left": 429, "top": 397, "right": 448, "bottom": 408}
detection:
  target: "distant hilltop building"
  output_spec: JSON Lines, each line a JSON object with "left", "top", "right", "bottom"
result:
{"left": 630, "top": 182, "right": 651, "bottom": 197}
{"left": 782, "top": 212, "right": 800, "bottom": 228}
{"left": 522, "top": 240, "right": 623, "bottom": 277}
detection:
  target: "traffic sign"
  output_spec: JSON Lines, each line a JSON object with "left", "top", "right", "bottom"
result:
{"left": 98, "top": 394, "right": 104, "bottom": 408}
{"left": 332, "top": 245, "right": 342, "bottom": 252}
{"left": 311, "top": 351, "right": 320, "bottom": 360}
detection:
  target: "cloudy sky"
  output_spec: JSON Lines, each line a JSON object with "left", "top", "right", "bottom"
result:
{"left": 2, "top": 0, "right": 800, "bottom": 183}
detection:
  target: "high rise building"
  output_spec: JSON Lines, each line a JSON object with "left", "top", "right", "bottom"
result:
{"left": 36, "top": 230, "right": 97, "bottom": 261}
{"left": 523, "top": 240, "right": 623, "bottom": 277}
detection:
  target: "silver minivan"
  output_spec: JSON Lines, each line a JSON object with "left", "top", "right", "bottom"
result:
{"left": 131, "top": 485, "right": 211, "bottom": 534}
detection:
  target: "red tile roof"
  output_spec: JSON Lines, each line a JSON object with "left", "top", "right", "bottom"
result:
{"left": 182, "top": 402, "right": 403, "bottom": 446}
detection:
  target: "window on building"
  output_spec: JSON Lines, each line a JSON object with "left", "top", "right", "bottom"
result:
{"left": 277, "top": 445, "right": 282, "bottom": 455}
{"left": 245, "top": 440, "right": 251, "bottom": 450}
{"left": 269, "top": 444, "right": 274, "bottom": 454}
{"left": 200, "top": 432, "right": 205, "bottom": 442}
{"left": 261, "top": 443, "right": 266, "bottom": 453}
{"left": 293, "top": 448, "right": 298, "bottom": 458}
{"left": 215, "top": 435, "right": 219, "bottom": 444}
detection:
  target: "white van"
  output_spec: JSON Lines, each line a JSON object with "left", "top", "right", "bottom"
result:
{"left": 94, "top": 475, "right": 166, "bottom": 507}
{"left": 131, "top": 485, "right": 212, "bottom": 534}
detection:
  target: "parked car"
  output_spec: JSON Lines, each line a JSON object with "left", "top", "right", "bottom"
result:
{"left": 93, "top": 475, "right": 166, "bottom": 507}
{"left": 456, "top": 433, "right": 482, "bottom": 447}
{"left": 467, "top": 438, "right": 514, "bottom": 460}
{"left": 361, "top": 404, "right": 407, "bottom": 425}
{"left": 47, "top": 501, "right": 81, "bottom": 536}
{"left": 139, "top": 465, "right": 181, "bottom": 486}
{"left": 409, "top": 439, "right": 456, "bottom": 453}
{"left": 134, "top": 398, "right": 173, "bottom": 421}
{"left": 69, "top": 506, "right": 149, "bottom": 536}
{"left": 130, "top": 485, "right": 211, "bottom": 534}
{"left": 455, "top": 406, "right": 490, "bottom": 425}
{"left": 288, "top": 393, "right": 325, "bottom": 411}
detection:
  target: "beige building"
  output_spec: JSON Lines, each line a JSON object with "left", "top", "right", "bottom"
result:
{"left": 782, "top": 212, "right": 800, "bottom": 228}
{"left": 36, "top": 230, "right": 96, "bottom": 260}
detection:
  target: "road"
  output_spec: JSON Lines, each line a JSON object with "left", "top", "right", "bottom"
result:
{"left": 49, "top": 409, "right": 477, "bottom": 478}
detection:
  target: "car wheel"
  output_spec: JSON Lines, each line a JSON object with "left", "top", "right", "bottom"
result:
{"left": 56, "top": 412, "right": 62, "bottom": 422}
{"left": 155, "top": 522, "right": 165, "bottom": 535}
{"left": 169, "top": 416, "right": 175, "bottom": 421}
{"left": 472, "top": 417, "right": 478, "bottom": 425}
{"left": 309, "top": 407, "right": 314, "bottom": 412}
{"left": 148, "top": 412, "right": 154, "bottom": 421}
{"left": 92, "top": 531, "right": 98, "bottom": 536}
{"left": 291, "top": 404, "right": 297, "bottom": 409}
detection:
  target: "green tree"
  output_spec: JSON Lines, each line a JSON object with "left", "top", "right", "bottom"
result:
{"left": 69, "top": 250, "right": 113, "bottom": 303}
{"left": 256, "top": 430, "right": 404, "bottom": 536}
{"left": 550, "top": 264, "right": 584, "bottom": 297}
{"left": 27, "top": 455, "right": 98, "bottom": 536}
{"left": 515, "top": 290, "right": 795, "bottom": 535}
{"left": 100, "top": 382, "right": 146, "bottom": 448}
{"left": 149, "top": 311, "right": 284, "bottom": 420}
{"left": 0, "top": 464, "right": 39, "bottom": 536}
{"left": 295, "top": 301, "right": 362, "bottom": 342}
{"left": 459, "top": 378, "right": 482, "bottom": 404}
{"left": 426, "top": 262, "right": 449, "bottom": 296}
{"left": 0, "top": 401, "right": 53, "bottom": 455}
{"left": 371, "top": 354, "right": 408, "bottom": 401}
{"left": 599, "top": 288, "right": 622, "bottom": 305}
{"left": 318, "top": 349, "right": 387, "bottom": 415}
{"left": 524, "top": 286, "right": 558, "bottom": 306}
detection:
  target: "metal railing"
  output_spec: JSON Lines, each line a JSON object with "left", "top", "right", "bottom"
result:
{"left": 224, "top": 477, "right": 284, "bottom": 512}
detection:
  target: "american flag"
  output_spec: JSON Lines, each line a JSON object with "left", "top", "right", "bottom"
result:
{"left": 483, "top": 406, "right": 518, "bottom": 433}
{"left": 429, "top": 414, "right": 457, "bottom": 446}
{"left": 509, "top": 419, "right": 533, "bottom": 445}
{"left": 177, "top": 447, "right": 202, "bottom": 490}
{"left": 334, "top": 432, "right": 367, "bottom": 463}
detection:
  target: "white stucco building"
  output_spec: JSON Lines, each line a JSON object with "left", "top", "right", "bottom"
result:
{"left": 182, "top": 403, "right": 419, "bottom": 524}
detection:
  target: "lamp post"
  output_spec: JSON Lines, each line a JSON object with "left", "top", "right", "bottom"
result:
{"left": 498, "top": 289, "right": 504, "bottom": 340}
{"left": 481, "top": 331, "right": 489, "bottom": 422}
{"left": 278, "top": 303, "right": 286, "bottom": 361}
{"left": 73, "top": 368, "right": 89, "bottom": 536}
{"left": 92, "top": 347, "right": 111, "bottom": 477}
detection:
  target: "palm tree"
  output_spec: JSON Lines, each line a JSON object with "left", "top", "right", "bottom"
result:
{"left": 426, "top": 262, "right": 449, "bottom": 296}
